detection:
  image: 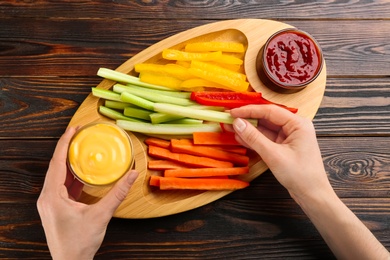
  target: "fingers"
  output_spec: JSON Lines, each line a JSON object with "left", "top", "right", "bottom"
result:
{"left": 44, "top": 127, "right": 77, "bottom": 189}
{"left": 231, "top": 104, "right": 296, "bottom": 129}
{"left": 96, "top": 170, "right": 139, "bottom": 216}
{"left": 232, "top": 118, "right": 278, "bottom": 157}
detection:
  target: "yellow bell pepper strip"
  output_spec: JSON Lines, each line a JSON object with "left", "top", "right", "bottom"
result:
{"left": 184, "top": 42, "right": 245, "bottom": 53}
{"left": 210, "top": 62, "right": 241, "bottom": 72}
{"left": 162, "top": 49, "right": 222, "bottom": 61}
{"left": 177, "top": 60, "right": 240, "bottom": 72}
{"left": 139, "top": 72, "right": 183, "bottom": 90}
{"left": 191, "top": 91, "right": 298, "bottom": 113}
{"left": 135, "top": 63, "right": 193, "bottom": 80}
{"left": 214, "top": 54, "right": 243, "bottom": 65}
{"left": 175, "top": 60, "right": 191, "bottom": 68}
{"left": 190, "top": 60, "right": 246, "bottom": 81}
{"left": 189, "top": 61, "right": 249, "bottom": 92}
{"left": 180, "top": 78, "right": 226, "bottom": 90}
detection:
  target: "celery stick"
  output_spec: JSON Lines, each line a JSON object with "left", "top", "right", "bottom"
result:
{"left": 114, "top": 84, "right": 196, "bottom": 106}
{"left": 120, "top": 92, "right": 155, "bottom": 111}
{"left": 153, "top": 103, "right": 234, "bottom": 124}
{"left": 124, "top": 107, "right": 152, "bottom": 121}
{"left": 126, "top": 84, "right": 191, "bottom": 99}
{"left": 165, "top": 118, "right": 203, "bottom": 124}
{"left": 149, "top": 113, "right": 184, "bottom": 124}
{"left": 97, "top": 68, "right": 173, "bottom": 91}
{"left": 149, "top": 105, "right": 224, "bottom": 124}
{"left": 117, "top": 120, "right": 221, "bottom": 135}
{"left": 190, "top": 105, "right": 225, "bottom": 112}
{"left": 99, "top": 106, "right": 143, "bottom": 122}
{"left": 92, "top": 88, "right": 121, "bottom": 101}
{"left": 104, "top": 100, "right": 135, "bottom": 110}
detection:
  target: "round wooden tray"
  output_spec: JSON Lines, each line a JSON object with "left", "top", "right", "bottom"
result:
{"left": 68, "top": 19, "right": 327, "bottom": 218}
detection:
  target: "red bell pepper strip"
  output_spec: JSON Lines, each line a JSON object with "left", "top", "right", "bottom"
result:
{"left": 190, "top": 91, "right": 298, "bottom": 113}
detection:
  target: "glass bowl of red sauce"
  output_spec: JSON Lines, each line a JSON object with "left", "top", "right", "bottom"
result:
{"left": 260, "top": 28, "right": 323, "bottom": 90}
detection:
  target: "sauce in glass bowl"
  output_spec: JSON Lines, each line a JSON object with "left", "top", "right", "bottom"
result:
{"left": 67, "top": 122, "right": 134, "bottom": 186}
{"left": 261, "top": 28, "right": 323, "bottom": 90}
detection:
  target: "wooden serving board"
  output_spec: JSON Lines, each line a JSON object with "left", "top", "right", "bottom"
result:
{"left": 68, "top": 19, "right": 327, "bottom": 218}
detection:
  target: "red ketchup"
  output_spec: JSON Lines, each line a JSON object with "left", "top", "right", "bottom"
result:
{"left": 263, "top": 29, "right": 322, "bottom": 89}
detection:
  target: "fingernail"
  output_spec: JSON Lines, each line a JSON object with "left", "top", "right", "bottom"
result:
{"left": 233, "top": 118, "right": 247, "bottom": 133}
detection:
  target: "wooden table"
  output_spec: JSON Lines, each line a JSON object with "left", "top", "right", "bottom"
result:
{"left": 1, "top": 1, "right": 389, "bottom": 259}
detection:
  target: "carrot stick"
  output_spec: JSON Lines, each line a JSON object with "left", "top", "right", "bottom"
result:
{"left": 148, "top": 145, "right": 233, "bottom": 168}
{"left": 216, "top": 146, "right": 247, "bottom": 155}
{"left": 173, "top": 138, "right": 247, "bottom": 155}
{"left": 164, "top": 167, "right": 249, "bottom": 178}
{"left": 193, "top": 132, "right": 240, "bottom": 145}
{"left": 149, "top": 175, "right": 162, "bottom": 186}
{"left": 144, "top": 137, "right": 171, "bottom": 149}
{"left": 159, "top": 177, "right": 249, "bottom": 190}
{"left": 171, "top": 139, "right": 249, "bottom": 166}
{"left": 148, "top": 160, "right": 188, "bottom": 170}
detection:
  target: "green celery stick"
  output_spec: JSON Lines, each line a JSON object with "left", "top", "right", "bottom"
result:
{"left": 97, "top": 68, "right": 173, "bottom": 91}
{"left": 164, "top": 118, "right": 203, "bottom": 124}
{"left": 149, "top": 105, "right": 224, "bottom": 124}
{"left": 149, "top": 113, "right": 184, "bottom": 124}
{"left": 104, "top": 100, "right": 135, "bottom": 110}
{"left": 92, "top": 88, "right": 121, "bottom": 101}
{"left": 124, "top": 107, "right": 152, "bottom": 121}
{"left": 120, "top": 92, "right": 155, "bottom": 111}
{"left": 99, "top": 106, "right": 143, "bottom": 122}
{"left": 125, "top": 84, "right": 191, "bottom": 99}
{"left": 114, "top": 84, "right": 196, "bottom": 106}
{"left": 117, "top": 120, "right": 221, "bottom": 135}
{"left": 153, "top": 103, "right": 234, "bottom": 124}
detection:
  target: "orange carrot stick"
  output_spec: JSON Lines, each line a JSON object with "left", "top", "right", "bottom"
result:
{"left": 173, "top": 138, "right": 247, "bottom": 155}
{"left": 159, "top": 177, "right": 249, "bottom": 190}
{"left": 216, "top": 146, "right": 247, "bottom": 155}
{"left": 164, "top": 167, "right": 249, "bottom": 178}
{"left": 144, "top": 137, "right": 171, "bottom": 149}
{"left": 171, "top": 139, "right": 249, "bottom": 166}
{"left": 148, "top": 160, "right": 188, "bottom": 170}
{"left": 193, "top": 132, "right": 240, "bottom": 145}
{"left": 149, "top": 175, "right": 162, "bottom": 186}
{"left": 148, "top": 145, "right": 233, "bottom": 168}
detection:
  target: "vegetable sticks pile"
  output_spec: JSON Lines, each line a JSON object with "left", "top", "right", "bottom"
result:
{"left": 145, "top": 134, "right": 250, "bottom": 190}
{"left": 135, "top": 41, "right": 249, "bottom": 92}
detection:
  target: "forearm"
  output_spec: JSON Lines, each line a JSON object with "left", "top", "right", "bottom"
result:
{"left": 296, "top": 188, "right": 389, "bottom": 260}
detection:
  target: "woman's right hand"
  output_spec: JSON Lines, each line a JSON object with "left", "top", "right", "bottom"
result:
{"left": 227, "top": 105, "right": 390, "bottom": 260}
{"left": 227, "top": 104, "right": 333, "bottom": 203}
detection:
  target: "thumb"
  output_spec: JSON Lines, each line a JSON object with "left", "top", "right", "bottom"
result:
{"left": 96, "top": 170, "right": 139, "bottom": 215}
{"left": 232, "top": 118, "right": 277, "bottom": 157}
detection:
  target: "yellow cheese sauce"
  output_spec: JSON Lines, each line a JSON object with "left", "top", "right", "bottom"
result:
{"left": 68, "top": 123, "right": 133, "bottom": 186}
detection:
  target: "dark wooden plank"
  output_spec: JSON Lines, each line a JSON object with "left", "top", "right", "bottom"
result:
{"left": 1, "top": 19, "right": 390, "bottom": 76}
{"left": 314, "top": 78, "right": 390, "bottom": 136}
{"left": 0, "top": 77, "right": 93, "bottom": 138}
{"left": 1, "top": 136, "right": 389, "bottom": 258}
{"left": 1, "top": 0, "right": 390, "bottom": 19}
{"left": 1, "top": 77, "right": 389, "bottom": 138}
{"left": 1, "top": 198, "right": 389, "bottom": 259}
{"left": 1, "top": 137, "right": 389, "bottom": 202}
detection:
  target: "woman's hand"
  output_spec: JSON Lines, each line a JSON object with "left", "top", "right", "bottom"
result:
{"left": 227, "top": 104, "right": 332, "bottom": 202}
{"left": 228, "top": 105, "right": 389, "bottom": 259}
{"left": 37, "top": 127, "right": 138, "bottom": 260}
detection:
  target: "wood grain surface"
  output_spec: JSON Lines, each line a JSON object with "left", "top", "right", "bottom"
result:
{"left": 0, "top": 0, "right": 389, "bottom": 259}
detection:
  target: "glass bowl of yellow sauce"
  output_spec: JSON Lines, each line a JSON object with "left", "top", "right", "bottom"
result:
{"left": 67, "top": 122, "right": 134, "bottom": 186}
